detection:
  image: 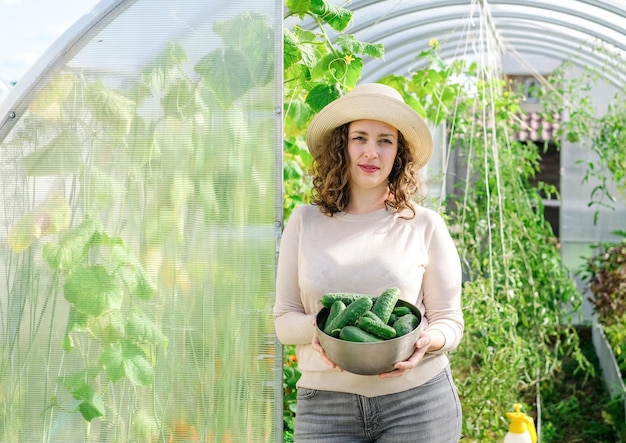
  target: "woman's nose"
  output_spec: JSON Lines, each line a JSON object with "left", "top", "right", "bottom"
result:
{"left": 363, "top": 143, "right": 378, "bottom": 158}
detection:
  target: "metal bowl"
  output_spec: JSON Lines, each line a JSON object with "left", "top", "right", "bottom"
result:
{"left": 315, "top": 299, "right": 422, "bottom": 375}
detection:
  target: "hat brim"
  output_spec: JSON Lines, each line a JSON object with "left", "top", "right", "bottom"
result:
{"left": 306, "top": 90, "right": 433, "bottom": 169}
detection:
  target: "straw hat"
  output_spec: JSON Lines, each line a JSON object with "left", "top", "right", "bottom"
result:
{"left": 306, "top": 83, "right": 433, "bottom": 168}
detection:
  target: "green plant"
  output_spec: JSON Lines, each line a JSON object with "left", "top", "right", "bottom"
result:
{"left": 1, "top": 9, "right": 277, "bottom": 442}
{"left": 579, "top": 233, "right": 626, "bottom": 327}
{"left": 282, "top": 345, "right": 300, "bottom": 443}
{"left": 29, "top": 216, "right": 164, "bottom": 422}
{"left": 283, "top": 0, "right": 384, "bottom": 218}
{"left": 535, "top": 48, "right": 626, "bottom": 221}
{"left": 378, "top": 49, "right": 586, "bottom": 441}
{"left": 579, "top": 232, "right": 626, "bottom": 382}
{"left": 540, "top": 327, "right": 622, "bottom": 443}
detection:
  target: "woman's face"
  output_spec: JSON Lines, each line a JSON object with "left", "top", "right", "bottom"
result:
{"left": 346, "top": 120, "right": 398, "bottom": 193}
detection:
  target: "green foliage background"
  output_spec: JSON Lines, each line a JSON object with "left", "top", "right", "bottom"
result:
{"left": 280, "top": 1, "right": 608, "bottom": 441}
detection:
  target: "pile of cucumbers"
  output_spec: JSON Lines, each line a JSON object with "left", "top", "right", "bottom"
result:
{"left": 319, "top": 287, "right": 420, "bottom": 343}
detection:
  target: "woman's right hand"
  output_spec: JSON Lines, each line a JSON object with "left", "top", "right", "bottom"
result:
{"left": 310, "top": 317, "right": 343, "bottom": 372}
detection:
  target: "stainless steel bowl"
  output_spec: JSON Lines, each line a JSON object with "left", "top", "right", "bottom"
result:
{"left": 315, "top": 299, "right": 422, "bottom": 375}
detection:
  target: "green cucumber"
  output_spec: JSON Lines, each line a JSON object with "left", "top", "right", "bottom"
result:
{"left": 392, "top": 306, "right": 412, "bottom": 317}
{"left": 387, "top": 313, "right": 398, "bottom": 325}
{"left": 357, "top": 313, "right": 397, "bottom": 339}
{"left": 323, "top": 300, "right": 346, "bottom": 335}
{"left": 324, "top": 296, "right": 373, "bottom": 337}
{"left": 339, "top": 326, "right": 383, "bottom": 343}
{"left": 320, "top": 292, "right": 369, "bottom": 309}
{"left": 371, "top": 287, "right": 400, "bottom": 323}
{"left": 393, "top": 313, "right": 419, "bottom": 336}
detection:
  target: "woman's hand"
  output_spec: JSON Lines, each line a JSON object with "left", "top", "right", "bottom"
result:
{"left": 310, "top": 316, "right": 344, "bottom": 372}
{"left": 378, "top": 332, "right": 434, "bottom": 379}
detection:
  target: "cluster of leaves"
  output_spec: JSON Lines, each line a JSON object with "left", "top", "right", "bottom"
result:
{"left": 540, "top": 327, "right": 624, "bottom": 443}
{"left": 8, "top": 196, "right": 166, "bottom": 422}
{"left": 6, "top": 9, "right": 276, "bottom": 436}
{"left": 283, "top": 0, "right": 384, "bottom": 216}
{"left": 381, "top": 53, "right": 586, "bottom": 440}
{"left": 534, "top": 53, "right": 626, "bottom": 220}
{"left": 48, "top": 218, "right": 166, "bottom": 422}
{"left": 580, "top": 233, "right": 626, "bottom": 325}
{"left": 282, "top": 345, "right": 300, "bottom": 442}
{"left": 579, "top": 232, "right": 626, "bottom": 381}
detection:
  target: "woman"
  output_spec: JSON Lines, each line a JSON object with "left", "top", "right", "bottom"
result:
{"left": 274, "top": 83, "right": 463, "bottom": 442}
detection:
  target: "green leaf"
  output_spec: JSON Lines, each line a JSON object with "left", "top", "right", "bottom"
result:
{"left": 334, "top": 35, "right": 384, "bottom": 60}
{"left": 305, "top": 83, "right": 340, "bottom": 113}
{"left": 141, "top": 41, "right": 188, "bottom": 91}
{"left": 63, "top": 306, "right": 89, "bottom": 351}
{"left": 100, "top": 341, "right": 154, "bottom": 386}
{"left": 343, "top": 57, "right": 363, "bottom": 88}
{"left": 153, "top": 40, "right": 188, "bottom": 70}
{"left": 126, "top": 311, "right": 168, "bottom": 349}
{"left": 378, "top": 75, "right": 408, "bottom": 94}
{"left": 361, "top": 42, "right": 385, "bottom": 59}
{"left": 8, "top": 191, "right": 71, "bottom": 254}
{"left": 284, "top": 96, "right": 314, "bottom": 135}
{"left": 285, "top": 0, "right": 312, "bottom": 16}
{"left": 71, "top": 384, "right": 106, "bottom": 422}
{"left": 213, "top": 12, "right": 274, "bottom": 86}
{"left": 29, "top": 73, "right": 78, "bottom": 119}
{"left": 64, "top": 265, "right": 122, "bottom": 317}
{"left": 84, "top": 80, "right": 136, "bottom": 132}
{"left": 59, "top": 369, "right": 101, "bottom": 393}
{"left": 194, "top": 48, "right": 254, "bottom": 108}
{"left": 111, "top": 244, "right": 156, "bottom": 300}
{"left": 80, "top": 166, "right": 125, "bottom": 210}
{"left": 21, "top": 130, "right": 83, "bottom": 176}
{"left": 293, "top": 24, "right": 317, "bottom": 43}
{"left": 284, "top": 29, "right": 302, "bottom": 71}
{"left": 161, "top": 78, "right": 193, "bottom": 119}
{"left": 91, "top": 311, "right": 126, "bottom": 345}
{"left": 315, "top": 1, "right": 353, "bottom": 32}
{"left": 43, "top": 218, "right": 100, "bottom": 270}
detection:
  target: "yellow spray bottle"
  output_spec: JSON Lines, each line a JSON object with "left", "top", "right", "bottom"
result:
{"left": 504, "top": 403, "right": 537, "bottom": 443}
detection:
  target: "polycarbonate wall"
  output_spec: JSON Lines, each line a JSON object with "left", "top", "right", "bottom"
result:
{"left": 0, "top": 1, "right": 281, "bottom": 441}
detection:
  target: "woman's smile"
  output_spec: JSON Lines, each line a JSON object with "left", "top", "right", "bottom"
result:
{"left": 359, "top": 163, "right": 380, "bottom": 173}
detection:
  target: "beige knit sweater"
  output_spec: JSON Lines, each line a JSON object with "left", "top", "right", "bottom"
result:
{"left": 273, "top": 203, "right": 464, "bottom": 398}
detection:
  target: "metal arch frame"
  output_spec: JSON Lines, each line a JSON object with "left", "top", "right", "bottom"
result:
{"left": 0, "top": 0, "right": 138, "bottom": 141}
{"left": 361, "top": 35, "right": 625, "bottom": 88}
{"left": 345, "top": 0, "right": 625, "bottom": 51}
{"left": 356, "top": 18, "right": 626, "bottom": 86}
{"left": 486, "top": 0, "right": 626, "bottom": 42}
{"left": 345, "top": 1, "right": 626, "bottom": 54}
{"left": 299, "top": 0, "right": 626, "bottom": 87}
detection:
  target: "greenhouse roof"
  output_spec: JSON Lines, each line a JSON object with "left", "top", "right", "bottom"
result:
{"left": 312, "top": 0, "right": 626, "bottom": 86}
{"left": 2, "top": 0, "right": 626, "bottom": 142}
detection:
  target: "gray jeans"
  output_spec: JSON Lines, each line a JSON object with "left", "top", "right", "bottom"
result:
{"left": 294, "top": 366, "right": 462, "bottom": 443}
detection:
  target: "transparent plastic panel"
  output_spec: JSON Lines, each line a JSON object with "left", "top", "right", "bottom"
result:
{"left": 0, "top": 0, "right": 279, "bottom": 441}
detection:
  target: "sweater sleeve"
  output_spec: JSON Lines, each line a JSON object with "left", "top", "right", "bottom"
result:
{"left": 421, "top": 214, "right": 464, "bottom": 353}
{"left": 273, "top": 207, "right": 316, "bottom": 345}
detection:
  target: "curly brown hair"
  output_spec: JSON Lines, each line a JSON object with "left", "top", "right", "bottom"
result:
{"left": 309, "top": 123, "right": 423, "bottom": 218}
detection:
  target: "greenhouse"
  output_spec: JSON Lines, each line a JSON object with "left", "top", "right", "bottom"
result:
{"left": 0, "top": 0, "right": 625, "bottom": 442}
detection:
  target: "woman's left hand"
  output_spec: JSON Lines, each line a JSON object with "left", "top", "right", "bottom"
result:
{"left": 378, "top": 332, "right": 433, "bottom": 379}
